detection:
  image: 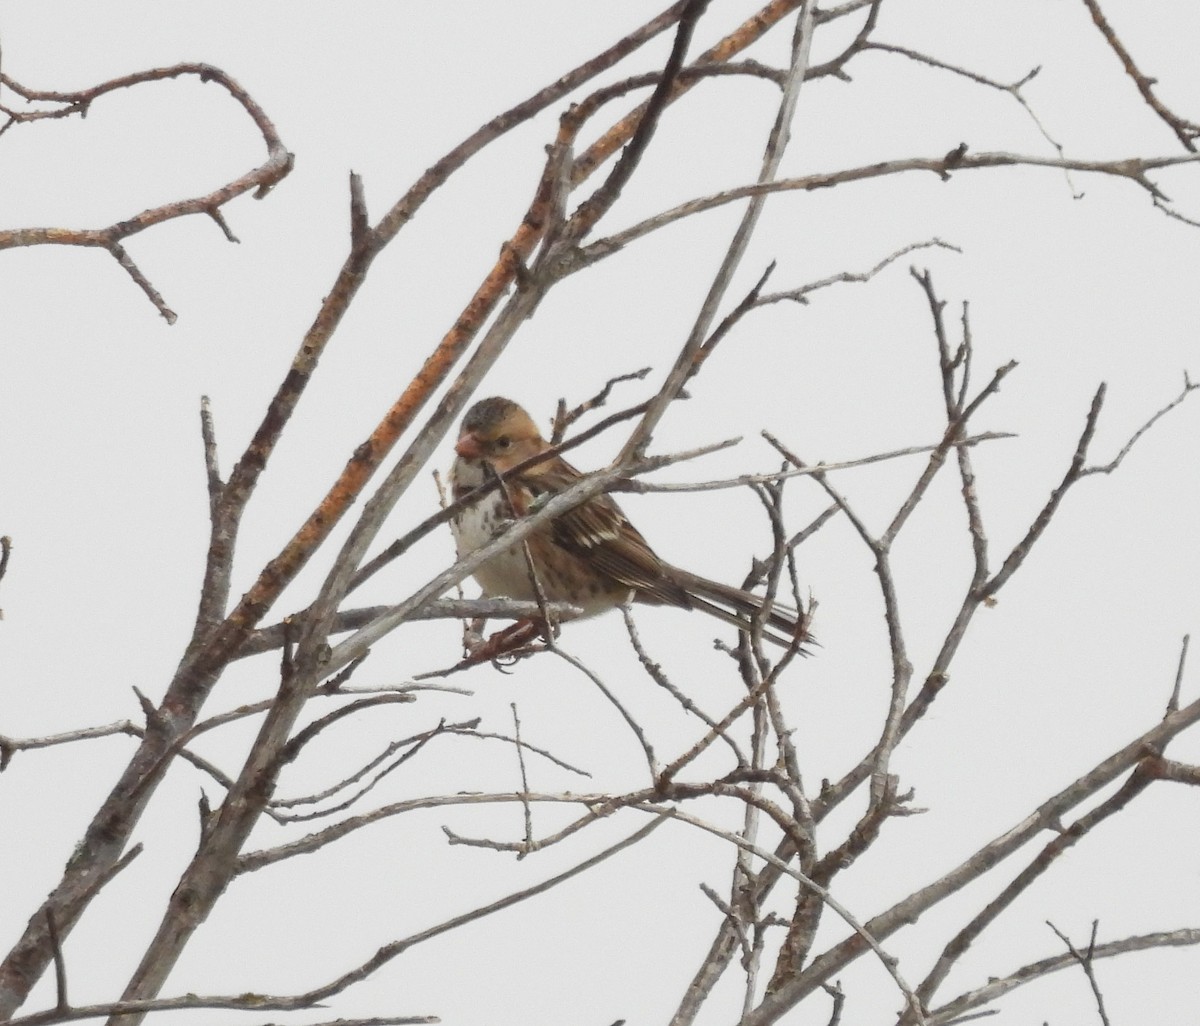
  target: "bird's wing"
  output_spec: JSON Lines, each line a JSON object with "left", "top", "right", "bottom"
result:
{"left": 520, "top": 457, "right": 692, "bottom": 608}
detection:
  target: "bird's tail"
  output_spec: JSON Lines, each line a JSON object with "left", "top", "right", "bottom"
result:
{"left": 669, "top": 567, "right": 814, "bottom": 652}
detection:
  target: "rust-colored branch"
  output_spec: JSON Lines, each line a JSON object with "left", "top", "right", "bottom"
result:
{"left": 0, "top": 9, "right": 705, "bottom": 1014}
{"left": 566, "top": 0, "right": 711, "bottom": 237}
{"left": 572, "top": 0, "right": 805, "bottom": 183}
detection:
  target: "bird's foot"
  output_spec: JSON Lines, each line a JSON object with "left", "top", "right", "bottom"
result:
{"left": 464, "top": 618, "right": 545, "bottom": 664}
{"left": 424, "top": 618, "right": 549, "bottom": 676}
{"left": 416, "top": 619, "right": 556, "bottom": 680}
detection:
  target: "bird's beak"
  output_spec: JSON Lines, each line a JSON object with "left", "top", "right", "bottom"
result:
{"left": 455, "top": 431, "right": 485, "bottom": 460}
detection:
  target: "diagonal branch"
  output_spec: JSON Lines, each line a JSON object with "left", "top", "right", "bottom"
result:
{"left": 928, "top": 928, "right": 1200, "bottom": 1025}
{"left": 742, "top": 694, "right": 1200, "bottom": 1024}
{"left": 1079, "top": 0, "right": 1200, "bottom": 152}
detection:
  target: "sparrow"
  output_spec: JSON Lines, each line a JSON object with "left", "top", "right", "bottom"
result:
{"left": 449, "top": 396, "right": 809, "bottom": 649}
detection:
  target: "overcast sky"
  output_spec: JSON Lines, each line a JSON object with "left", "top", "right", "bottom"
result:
{"left": 2, "top": 3, "right": 1199, "bottom": 1024}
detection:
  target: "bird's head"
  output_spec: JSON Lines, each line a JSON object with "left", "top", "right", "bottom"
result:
{"left": 455, "top": 397, "right": 546, "bottom": 472}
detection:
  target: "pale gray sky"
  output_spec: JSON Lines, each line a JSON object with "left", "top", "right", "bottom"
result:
{"left": 2, "top": 3, "right": 1199, "bottom": 1024}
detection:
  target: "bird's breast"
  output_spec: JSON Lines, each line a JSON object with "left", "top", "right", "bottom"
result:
{"left": 451, "top": 495, "right": 630, "bottom": 616}
{"left": 452, "top": 496, "right": 535, "bottom": 601}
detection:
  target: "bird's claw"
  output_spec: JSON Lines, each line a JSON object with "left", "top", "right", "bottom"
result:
{"left": 454, "top": 619, "right": 546, "bottom": 669}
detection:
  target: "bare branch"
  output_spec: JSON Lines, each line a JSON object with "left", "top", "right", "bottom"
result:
{"left": 928, "top": 929, "right": 1200, "bottom": 1025}
{"left": 349, "top": 171, "right": 370, "bottom": 249}
{"left": 754, "top": 240, "right": 961, "bottom": 307}
{"left": 0, "top": 721, "right": 139, "bottom": 769}
{"left": 3, "top": 992, "right": 434, "bottom": 1026}
{"left": 198, "top": 397, "right": 223, "bottom": 521}
{"left": 1080, "top": 0, "right": 1200, "bottom": 151}
{"left": 285, "top": 818, "right": 670, "bottom": 1006}
{"left": 982, "top": 386, "right": 1106, "bottom": 599}
{"left": 511, "top": 704, "right": 535, "bottom": 854}
{"left": 1047, "top": 921, "right": 1113, "bottom": 1026}
{"left": 1167, "top": 633, "right": 1190, "bottom": 715}
{"left": 0, "top": 63, "right": 291, "bottom": 318}
{"left": 564, "top": 0, "right": 712, "bottom": 239}
{"left": 1146, "top": 755, "right": 1200, "bottom": 785}
{"left": 745, "top": 695, "right": 1200, "bottom": 1024}
{"left": 106, "top": 242, "right": 176, "bottom": 324}
{"left": 908, "top": 762, "right": 1155, "bottom": 1021}
{"left": 617, "top": 1, "right": 818, "bottom": 462}
{"left": 237, "top": 599, "right": 581, "bottom": 660}
{"left": 761, "top": 433, "right": 914, "bottom": 805}
{"left": 583, "top": 151, "right": 1200, "bottom": 261}
{"left": 553, "top": 647, "right": 659, "bottom": 780}
{"left": 44, "top": 913, "right": 66, "bottom": 1013}
{"left": 621, "top": 606, "right": 747, "bottom": 766}
{"left": 551, "top": 368, "right": 652, "bottom": 444}
{"left": 271, "top": 723, "right": 456, "bottom": 824}
{"left": 1081, "top": 372, "right": 1199, "bottom": 476}
{"left": 864, "top": 43, "right": 1075, "bottom": 182}
{"left": 612, "top": 432, "right": 1014, "bottom": 495}
{"left": 625, "top": 800, "right": 928, "bottom": 1025}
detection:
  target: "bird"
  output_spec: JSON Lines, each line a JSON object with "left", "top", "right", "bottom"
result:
{"left": 449, "top": 396, "right": 810, "bottom": 652}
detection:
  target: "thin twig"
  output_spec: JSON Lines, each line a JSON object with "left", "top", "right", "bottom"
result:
{"left": 285, "top": 817, "right": 671, "bottom": 1005}
{"left": 1167, "top": 634, "right": 1190, "bottom": 715}
{"left": 107, "top": 242, "right": 176, "bottom": 323}
{"left": 621, "top": 606, "right": 746, "bottom": 765}
{"left": 929, "top": 927, "right": 1200, "bottom": 1025}
{"left": 1079, "top": 0, "right": 1200, "bottom": 151}
{"left": 1081, "top": 372, "right": 1198, "bottom": 476}
{"left": 618, "top": 432, "right": 1012, "bottom": 495}
{"left": 754, "top": 240, "right": 960, "bottom": 307}
{"left": 552, "top": 368, "right": 652, "bottom": 443}
{"left": 198, "top": 397, "right": 223, "bottom": 521}
{"left": 1047, "top": 921, "right": 1113, "bottom": 1026}
{"left": 864, "top": 43, "right": 1075, "bottom": 187}
{"left": 582, "top": 151, "right": 1200, "bottom": 261}
{"left": 44, "top": 912, "right": 66, "bottom": 1012}
{"left": 553, "top": 648, "right": 659, "bottom": 780}
{"left": 511, "top": 703, "right": 535, "bottom": 854}
{"left": 0, "top": 534, "right": 12, "bottom": 594}
{"left": 617, "top": 0, "right": 818, "bottom": 463}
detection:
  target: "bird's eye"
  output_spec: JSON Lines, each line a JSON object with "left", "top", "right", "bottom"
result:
{"left": 494, "top": 436, "right": 512, "bottom": 450}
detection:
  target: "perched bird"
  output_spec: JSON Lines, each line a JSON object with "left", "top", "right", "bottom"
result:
{"left": 450, "top": 396, "right": 808, "bottom": 649}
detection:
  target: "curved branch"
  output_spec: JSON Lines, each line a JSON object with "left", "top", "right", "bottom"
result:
{"left": 0, "top": 63, "right": 293, "bottom": 322}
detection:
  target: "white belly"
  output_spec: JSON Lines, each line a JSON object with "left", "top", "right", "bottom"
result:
{"left": 451, "top": 498, "right": 540, "bottom": 602}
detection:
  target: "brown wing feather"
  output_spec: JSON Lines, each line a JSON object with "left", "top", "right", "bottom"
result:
{"left": 520, "top": 458, "right": 692, "bottom": 608}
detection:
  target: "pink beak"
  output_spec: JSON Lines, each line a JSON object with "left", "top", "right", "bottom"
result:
{"left": 455, "top": 432, "right": 485, "bottom": 460}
